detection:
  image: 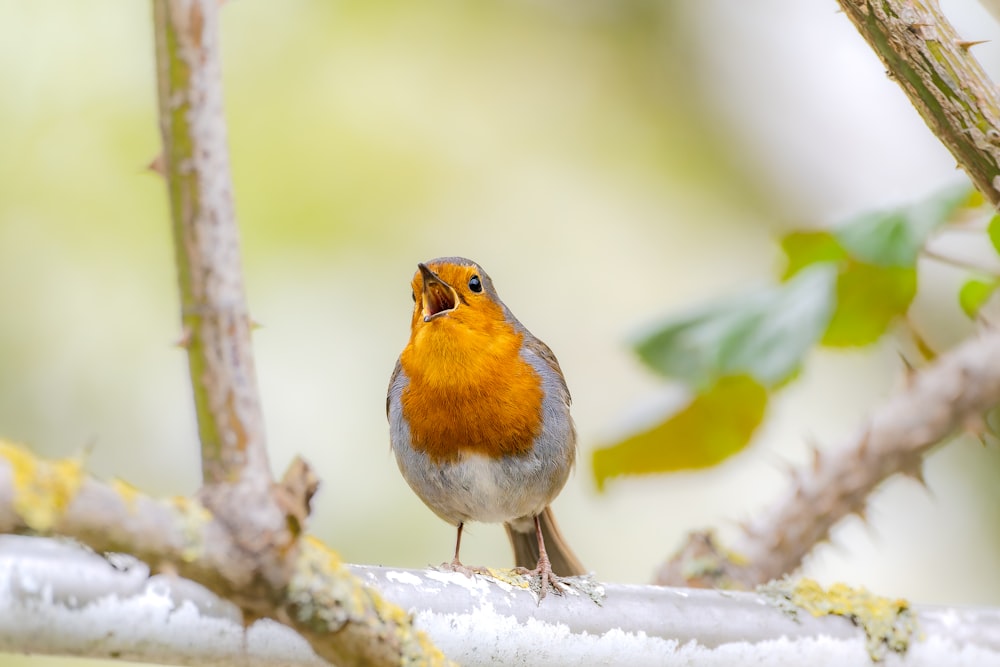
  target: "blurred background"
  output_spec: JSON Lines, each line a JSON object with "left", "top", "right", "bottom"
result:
{"left": 3, "top": 0, "right": 1000, "bottom": 663}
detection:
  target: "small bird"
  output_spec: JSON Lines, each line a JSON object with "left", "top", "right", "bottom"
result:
{"left": 387, "top": 257, "right": 585, "bottom": 595}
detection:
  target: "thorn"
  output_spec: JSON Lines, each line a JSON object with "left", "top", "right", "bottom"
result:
{"left": 855, "top": 506, "right": 880, "bottom": 542}
{"left": 793, "top": 474, "right": 806, "bottom": 499}
{"left": 773, "top": 456, "right": 796, "bottom": 478}
{"left": 79, "top": 436, "right": 98, "bottom": 460}
{"left": 896, "top": 350, "right": 917, "bottom": 386}
{"left": 857, "top": 425, "right": 872, "bottom": 458}
{"left": 901, "top": 462, "right": 929, "bottom": 490}
{"left": 173, "top": 326, "right": 192, "bottom": 349}
{"left": 962, "top": 413, "right": 987, "bottom": 438}
{"left": 806, "top": 439, "right": 823, "bottom": 473}
{"left": 907, "top": 320, "right": 937, "bottom": 361}
{"left": 146, "top": 151, "right": 166, "bottom": 177}
{"left": 906, "top": 21, "right": 933, "bottom": 38}
{"left": 956, "top": 39, "right": 989, "bottom": 51}
{"left": 738, "top": 518, "right": 757, "bottom": 537}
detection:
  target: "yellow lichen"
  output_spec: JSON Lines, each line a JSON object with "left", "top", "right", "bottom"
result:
{"left": 773, "top": 577, "right": 919, "bottom": 661}
{"left": 168, "top": 495, "right": 212, "bottom": 562}
{"left": 0, "top": 440, "right": 83, "bottom": 533}
{"left": 289, "top": 538, "right": 452, "bottom": 664}
{"left": 110, "top": 478, "right": 140, "bottom": 513}
{"left": 303, "top": 534, "right": 343, "bottom": 567}
{"left": 486, "top": 567, "right": 532, "bottom": 590}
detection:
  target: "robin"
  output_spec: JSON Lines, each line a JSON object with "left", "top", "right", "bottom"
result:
{"left": 387, "top": 256, "right": 585, "bottom": 596}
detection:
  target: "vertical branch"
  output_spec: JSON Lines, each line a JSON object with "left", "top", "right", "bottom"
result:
{"left": 835, "top": 0, "right": 1000, "bottom": 205}
{"left": 152, "top": 0, "right": 270, "bottom": 489}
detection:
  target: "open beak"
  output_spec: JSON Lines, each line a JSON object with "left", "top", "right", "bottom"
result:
{"left": 418, "top": 263, "right": 459, "bottom": 321}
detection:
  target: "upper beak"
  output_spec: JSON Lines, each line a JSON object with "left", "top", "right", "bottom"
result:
{"left": 418, "top": 263, "right": 459, "bottom": 321}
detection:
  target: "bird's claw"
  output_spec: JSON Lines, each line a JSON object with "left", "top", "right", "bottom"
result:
{"left": 513, "top": 561, "right": 569, "bottom": 599}
{"left": 439, "top": 560, "right": 491, "bottom": 578}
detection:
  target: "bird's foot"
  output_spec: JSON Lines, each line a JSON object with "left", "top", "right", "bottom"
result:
{"left": 439, "top": 558, "right": 491, "bottom": 578}
{"left": 513, "top": 554, "right": 568, "bottom": 600}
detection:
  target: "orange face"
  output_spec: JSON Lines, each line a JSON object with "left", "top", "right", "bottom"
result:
{"left": 408, "top": 261, "right": 508, "bottom": 338}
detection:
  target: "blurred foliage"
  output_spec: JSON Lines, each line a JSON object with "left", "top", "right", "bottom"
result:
{"left": 593, "top": 182, "right": 988, "bottom": 489}
{"left": 633, "top": 264, "right": 836, "bottom": 390}
{"left": 989, "top": 214, "right": 1000, "bottom": 256}
{"left": 593, "top": 374, "right": 767, "bottom": 490}
{"left": 959, "top": 278, "right": 998, "bottom": 318}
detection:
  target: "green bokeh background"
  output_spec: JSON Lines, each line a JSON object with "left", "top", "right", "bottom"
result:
{"left": 3, "top": 1, "right": 1000, "bottom": 665}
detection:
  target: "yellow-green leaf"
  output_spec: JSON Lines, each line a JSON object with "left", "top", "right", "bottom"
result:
{"left": 988, "top": 215, "right": 1000, "bottom": 257}
{"left": 822, "top": 261, "right": 917, "bottom": 347}
{"left": 592, "top": 375, "right": 767, "bottom": 491}
{"left": 780, "top": 231, "right": 848, "bottom": 280}
{"left": 958, "top": 278, "right": 998, "bottom": 318}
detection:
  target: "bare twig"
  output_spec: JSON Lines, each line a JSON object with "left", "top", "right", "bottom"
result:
{"left": 834, "top": 0, "right": 1000, "bottom": 205}
{"left": 921, "top": 247, "right": 1000, "bottom": 276}
{"left": 150, "top": 0, "right": 335, "bottom": 654}
{"left": 0, "top": 442, "right": 449, "bottom": 666}
{"left": 152, "top": 0, "right": 269, "bottom": 489}
{"left": 657, "top": 328, "right": 1000, "bottom": 587}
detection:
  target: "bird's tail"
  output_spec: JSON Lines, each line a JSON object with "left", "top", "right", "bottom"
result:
{"left": 505, "top": 505, "right": 586, "bottom": 576}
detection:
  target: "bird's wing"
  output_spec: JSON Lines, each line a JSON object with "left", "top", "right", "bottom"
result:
{"left": 524, "top": 334, "right": 571, "bottom": 406}
{"left": 386, "top": 357, "right": 403, "bottom": 420}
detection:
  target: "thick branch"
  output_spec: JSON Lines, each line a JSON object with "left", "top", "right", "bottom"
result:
{"left": 835, "top": 0, "right": 1000, "bottom": 205}
{"left": 153, "top": 0, "right": 269, "bottom": 488}
{"left": 658, "top": 328, "right": 1000, "bottom": 588}
{"left": 0, "top": 443, "right": 449, "bottom": 667}
{"left": 3, "top": 536, "right": 1000, "bottom": 666}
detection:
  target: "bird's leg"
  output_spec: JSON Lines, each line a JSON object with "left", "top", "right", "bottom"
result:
{"left": 441, "top": 522, "right": 489, "bottom": 577}
{"left": 514, "top": 515, "right": 568, "bottom": 599}
{"left": 449, "top": 522, "right": 465, "bottom": 569}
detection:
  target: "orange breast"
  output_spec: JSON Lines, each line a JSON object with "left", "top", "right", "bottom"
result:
{"left": 399, "top": 319, "right": 544, "bottom": 463}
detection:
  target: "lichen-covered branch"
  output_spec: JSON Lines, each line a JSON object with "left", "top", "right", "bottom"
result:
{"left": 0, "top": 442, "right": 449, "bottom": 667}
{"left": 152, "top": 0, "right": 269, "bottom": 489}
{"left": 834, "top": 0, "right": 1000, "bottom": 205}
{"left": 4, "top": 536, "right": 1000, "bottom": 666}
{"left": 657, "top": 328, "right": 1000, "bottom": 588}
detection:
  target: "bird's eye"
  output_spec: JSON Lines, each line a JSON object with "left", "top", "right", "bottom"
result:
{"left": 411, "top": 290, "right": 416, "bottom": 302}
{"left": 468, "top": 275, "right": 482, "bottom": 293}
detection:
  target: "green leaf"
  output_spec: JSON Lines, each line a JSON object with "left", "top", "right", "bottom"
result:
{"left": 835, "top": 182, "right": 973, "bottom": 267}
{"left": 958, "top": 278, "right": 999, "bottom": 318}
{"left": 592, "top": 375, "right": 768, "bottom": 491}
{"left": 779, "top": 231, "right": 848, "bottom": 280}
{"left": 634, "top": 265, "right": 836, "bottom": 390}
{"left": 821, "top": 261, "right": 916, "bottom": 346}
{"left": 988, "top": 215, "right": 1000, "bottom": 257}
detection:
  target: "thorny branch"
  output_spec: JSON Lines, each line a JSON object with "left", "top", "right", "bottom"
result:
{"left": 835, "top": 0, "right": 1000, "bottom": 205}
{"left": 657, "top": 327, "right": 1000, "bottom": 587}
{"left": 659, "top": 0, "right": 1000, "bottom": 586}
